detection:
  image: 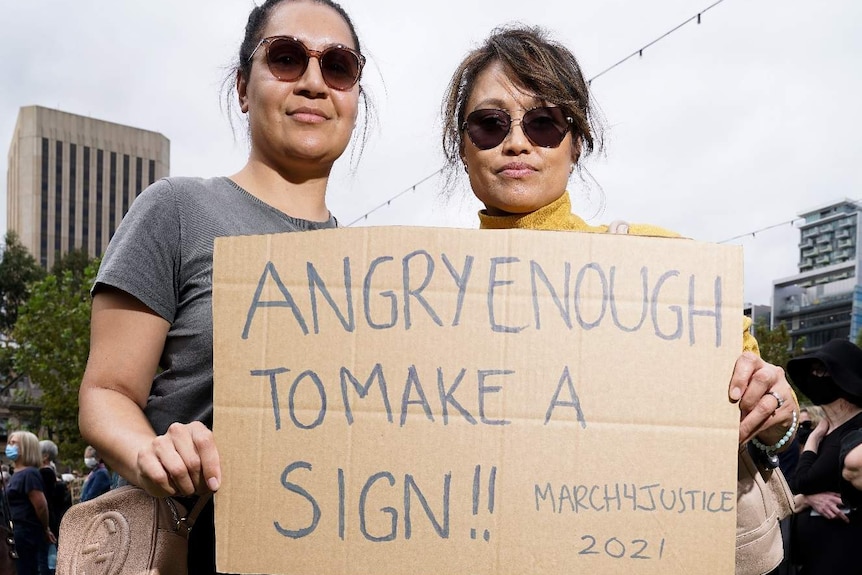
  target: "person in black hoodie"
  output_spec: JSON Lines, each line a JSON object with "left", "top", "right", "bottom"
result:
{"left": 788, "top": 339, "right": 862, "bottom": 575}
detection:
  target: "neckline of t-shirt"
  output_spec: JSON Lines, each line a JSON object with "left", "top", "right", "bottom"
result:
{"left": 219, "top": 176, "right": 338, "bottom": 229}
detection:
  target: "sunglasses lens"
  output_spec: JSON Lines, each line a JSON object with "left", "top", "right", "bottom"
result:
{"left": 522, "top": 107, "right": 570, "bottom": 148}
{"left": 320, "top": 48, "right": 361, "bottom": 90}
{"left": 465, "top": 109, "right": 511, "bottom": 150}
{"left": 266, "top": 38, "right": 308, "bottom": 81}
{"left": 465, "top": 107, "right": 570, "bottom": 150}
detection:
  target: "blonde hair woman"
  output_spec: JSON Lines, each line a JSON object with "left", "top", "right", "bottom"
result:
{"left": 5, "top": 431, "right": 56, "bottom": 575}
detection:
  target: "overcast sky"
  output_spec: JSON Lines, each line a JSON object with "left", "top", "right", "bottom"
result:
{"left": 2, "top": 0, "right": 860, "bottom": 305}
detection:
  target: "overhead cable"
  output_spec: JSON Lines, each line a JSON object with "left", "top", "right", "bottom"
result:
{"left": 588, "top": 0, "right": 728, "bottom": 84}
{"left": 718, "top": 218, "right": 804, "bottom": 244}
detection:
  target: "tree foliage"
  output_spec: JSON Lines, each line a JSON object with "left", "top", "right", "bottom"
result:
{"left": 754, "top": 319, "right": 808, "bottom": 402}
{"left": 0, "top": 230, "right": 45, "bottom": 337}
{"left": 13, "top": 258, "right": 99, "bottom": 464}
{"left": 51, "top": 248, "right": 92, "bottom": 292}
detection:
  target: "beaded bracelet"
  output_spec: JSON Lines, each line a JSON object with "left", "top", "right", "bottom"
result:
{"left": 751, "top": 410, "right": 798, "bottom": 455}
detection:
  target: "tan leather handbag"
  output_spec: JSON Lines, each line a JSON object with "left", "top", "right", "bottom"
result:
{"left": 56, "top": 485, "right": 210, "bottom": 575}
{"left": 735, "top": 445, "right": 795, "bottom": 575}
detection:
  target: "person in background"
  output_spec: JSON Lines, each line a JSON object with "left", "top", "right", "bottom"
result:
{"left": 440, "top": 25, "right": 799, "bottom": 575}
{"left": 797, "top": 406, "right": 824, "bottom": 448}
{"left": 37, "top": 441, "right": 57, "bottom": 504}
{"left": 38, "top": 440, "right": 60, "bottom": 575}
{"left": 787, "top": 339, "right": 862, "bottom": 575}
{"left": 5, "top": 431, "right": 56, "bottom": 575}
{"left": 841, "top": 430, "right": 862, "bottom": 505}
{"left": 38, "top": 441, "right": 70, "bottom": 536}
{"left": 77, "top": 0, "right": 369, "bottom": 573}
{"left": 79, "top": 446, "right": 110, "bottom": 502}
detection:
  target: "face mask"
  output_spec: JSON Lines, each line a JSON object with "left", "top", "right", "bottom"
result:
{"left": 84, "top": 457, "right": 98, "bottom": 469}
{"left": 4, "top": 445, "right": 19, "bottom": 461}
{"left": 805, "top": 378, "right": 843, "bottom": 406}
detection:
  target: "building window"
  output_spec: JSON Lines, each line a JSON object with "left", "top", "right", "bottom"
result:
{"left": 122, "top": 154, "right": 130, "bottom": 216}
{"left": 110, "top": 152, "right": 117, "bottom": 239}
{"left": 69, "top": 143, "right": 77, "bottom": 252}
{"left": 83, "top": 146, "right": 90, "bottom": 247}
{"left": 96, "top": 149, "right": 104, "bottom": 255}
{"left": 55, "top": 141, "right": 62, "bottom": 260}
{"left": 149, "top": 159, "right": 155, "bottom": 187}
{"left": 135, "top": 156, "right": 143, "bottom": 203}
{"left": 40, "top": 138, "right": 49, "bottom": 267}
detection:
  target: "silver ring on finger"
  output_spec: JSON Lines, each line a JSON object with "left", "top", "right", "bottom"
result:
{"left": 767, "top": 390, "right": 784, "bottom": 412}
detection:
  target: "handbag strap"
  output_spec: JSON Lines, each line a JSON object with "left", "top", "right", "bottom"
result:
{"left": 169, "top": 492, "right": 213, "bottom": 536}
{"left": 0, "top": 475, "right": 15, "bottom": 530}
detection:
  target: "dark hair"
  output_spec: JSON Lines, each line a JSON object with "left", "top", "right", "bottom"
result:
{"left": 222, "top": 0, "right": 374, "bottom": 165}
{"left": 441, "top": 25, "right": 604, "bottom": 188}
{"left": 236, "top": 0, "right": 361, "bottom": 82}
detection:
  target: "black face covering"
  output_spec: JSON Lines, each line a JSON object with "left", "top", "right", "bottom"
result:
{"left": 804, "top": 376, "right": 844, "bottom": 406}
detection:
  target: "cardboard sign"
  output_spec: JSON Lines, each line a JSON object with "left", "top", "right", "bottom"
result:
{"left": 212, "top": 227, "right": 742, "bottom": 575}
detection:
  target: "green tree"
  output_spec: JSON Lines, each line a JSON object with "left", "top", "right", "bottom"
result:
{"left": 12, "top": 258, "right": 99, "bottom": 464}
{"left": 51, "top": 248, "right": 92, "bottom": 292}
{"left": 753, "top": 319, "right": 807, "bottom": 401}
{"left": 0, "top": 230, "right": 45, "bottom": 336}
{"left": 0, "top": 231, "right": 45, "bottom": 428}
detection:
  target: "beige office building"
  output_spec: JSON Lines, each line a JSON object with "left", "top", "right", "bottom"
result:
{"left": 6, "top": 105, "right": 169, "bottom": 268}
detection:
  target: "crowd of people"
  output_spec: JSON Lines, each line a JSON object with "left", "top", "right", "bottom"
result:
{"left": 0, "top": 440, "right": 109, "bottom": 575}
{"left": 765, "top": 339, "right": 862, "bottom": 575}
{"left": 1, "top": 1, "right": 860, "bottom": 574}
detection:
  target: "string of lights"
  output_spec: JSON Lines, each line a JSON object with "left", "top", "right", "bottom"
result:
{"left": 344, "top": 168, "right": 443, "bottom": 227}
{"left": 345, "top": 0, "right": 732, "bottom": 227}
{"left": 718, "top": 197, "right": 862, "bottom": 244}
{"left": 588, "top": 0, "right": 728, "bottom": 84}
{"left": 717, "top": 218, "right": 804, "bottom": 244}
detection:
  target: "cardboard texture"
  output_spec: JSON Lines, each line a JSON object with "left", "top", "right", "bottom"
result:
{"left": 212, "top": 227, "right": 743, "bottom": 575}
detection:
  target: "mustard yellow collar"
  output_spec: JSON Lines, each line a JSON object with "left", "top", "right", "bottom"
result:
{"left": 477, "top": 192, "right": 598, "bottom": 231}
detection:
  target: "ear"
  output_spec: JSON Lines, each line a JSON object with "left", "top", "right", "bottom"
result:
{"left": 571, "top": 136, "right": 583, "bottom": 165}
{"left": 237, "top": 72, "right": 249, "bottom": 114}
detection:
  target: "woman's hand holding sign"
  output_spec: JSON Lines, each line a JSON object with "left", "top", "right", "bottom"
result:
{"left": 729, "top": 352, "right": 798, "bottom": 447}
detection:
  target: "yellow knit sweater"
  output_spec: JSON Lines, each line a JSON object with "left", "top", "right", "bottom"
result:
{"left": 477, "top": 191, "right": 760, "bottom": 353}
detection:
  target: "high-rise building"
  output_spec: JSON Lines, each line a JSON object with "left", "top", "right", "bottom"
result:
{"left": 6, "top": 105, "right": 169, "bottom": 268}
{"left": 744, "top": 303, "right": 772, "bottom": 331}
{"left": 772, "top": 199, "right": 861, "bottom": 352}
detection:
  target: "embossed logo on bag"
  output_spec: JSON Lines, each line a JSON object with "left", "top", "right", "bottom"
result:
{"left": 71, "top": 511, "right": 131, "bottom": 575}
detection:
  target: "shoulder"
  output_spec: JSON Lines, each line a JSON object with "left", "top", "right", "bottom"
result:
{"left": 142, "top": 176, "right": 253, "bottom": 216}
{"left": 135, "top": 176, "right": 220, "bottom": 205}
{"left": 38, "top": 467, "right": 56, "bottom": 483}
{"left": 21, "top": 467, "right": 44, "bottom": 489}
{"left": 842, "top": 413, "right": 862, "bottom": 434}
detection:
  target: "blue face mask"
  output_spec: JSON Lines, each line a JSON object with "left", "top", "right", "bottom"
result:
{"left": 5, "top": 445, "right": 19, "bottom": 461}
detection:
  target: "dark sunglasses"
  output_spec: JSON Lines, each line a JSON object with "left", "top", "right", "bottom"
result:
{"left": 462, "top": 106, "right": 573, "bottom": 150}
{"left": 248, "top": 36, "right": 365, "bottom": 91}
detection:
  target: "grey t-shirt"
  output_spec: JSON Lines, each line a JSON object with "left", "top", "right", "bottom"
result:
{"left": 93, "top": 176, "right": 337, "bottom": 435}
